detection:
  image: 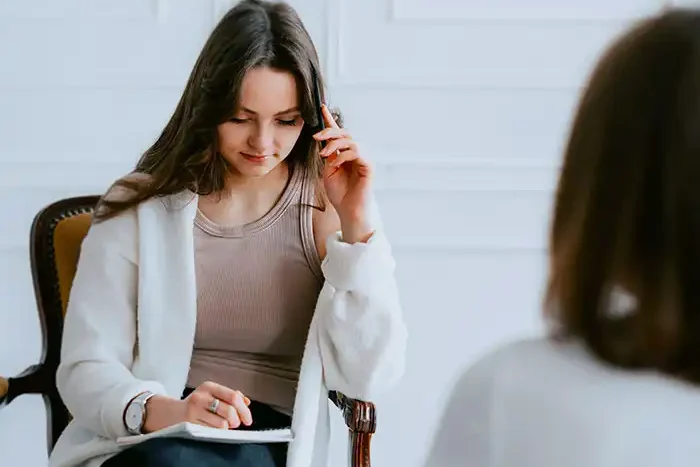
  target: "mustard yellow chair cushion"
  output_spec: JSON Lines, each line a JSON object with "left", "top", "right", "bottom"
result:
{"left": 53, "top": 213, "right": 93, "bottom": 316}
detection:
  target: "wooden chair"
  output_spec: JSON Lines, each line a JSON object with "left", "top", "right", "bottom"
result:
{"left": 0, "top": 195, "right": 377, "bottom": 466}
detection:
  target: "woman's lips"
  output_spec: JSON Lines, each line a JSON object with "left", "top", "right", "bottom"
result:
{"left": 241, "top": 153, "right": 270, "bottom": 164}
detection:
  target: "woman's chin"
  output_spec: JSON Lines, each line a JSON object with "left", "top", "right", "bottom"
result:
{"left": 229, "top": 157, "right": 282, "bottom": 178}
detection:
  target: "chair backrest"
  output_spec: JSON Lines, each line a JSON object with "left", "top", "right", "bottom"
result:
{"left": 29, "top": 195, "right": 100, "bottom": 448}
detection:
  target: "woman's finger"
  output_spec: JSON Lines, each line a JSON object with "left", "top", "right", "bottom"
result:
{"left": 232, "top": 391, "right": 253, "bottom": 426}
{"left": 321, "top": 104, "right": 340, "bottom": 129}
{"left": 201, "top": 381, "right": 240, "bottom": 408}
{"left": 208, "top": 397, "right": 242, "bottom": 428}
{"left": 313, "top": 127, "right": 350, "bottom": 141}
{"left": 328, "top": 150, "right": 363, "bottom": 168}
{"left": 195, "top": 381, "right": 252, "bottom": 427}
{"left": 195, "top": 409, "right": 230, "bottom": 429}
{"left": 320, "top": 138, "right": 356, "bottom": 158}
{"left": 235, "top": 390, "right": 251, "bottom": 407}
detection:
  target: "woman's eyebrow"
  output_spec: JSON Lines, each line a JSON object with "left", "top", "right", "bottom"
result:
{"left": 239, "top": 106, "right": 300, "bottom": 116}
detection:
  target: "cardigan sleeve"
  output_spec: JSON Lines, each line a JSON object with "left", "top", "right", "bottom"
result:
{"left": 56, "top": 212, "right": 167, "bottom": 441}
{"left": 316, "top": 198, "right": 408, "bottom": 401}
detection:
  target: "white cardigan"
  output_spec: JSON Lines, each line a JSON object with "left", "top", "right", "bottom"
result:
{"left": 48, "top": 190, "right": 407, "bottom": 467}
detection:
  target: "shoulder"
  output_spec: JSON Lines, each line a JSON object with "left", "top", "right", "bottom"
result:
{"left": 312, "top": 195, "right": 341, "bottom": 260}
{"left": 449, "top": 338, "right": 562, "bottom": 396}
{"left": 98, "top": 172, "right": 152, "bottom": 206}
{"left": 92, "top": 172, "right": 192, "bottom": 234}
{"left": 312, "top": 201, "right": 341, "bottom": 237}
{"left": 85, "top": 173, "right": 152, "bottom": 260}
{"left": 423, "top": 340, "right": 543, "bottom": 465}
{"left": 452, "top": 336, "right": 680, "bottom": 404}
{"left": 92, "top": 172, "right": 152, "bottom": 232}
{"left": 85, "top": 208, "right": 139, "bottom": 263}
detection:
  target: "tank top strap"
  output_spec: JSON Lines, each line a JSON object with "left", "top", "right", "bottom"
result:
{"left": 299, "top": 167, "right": 323, "bottom": 282}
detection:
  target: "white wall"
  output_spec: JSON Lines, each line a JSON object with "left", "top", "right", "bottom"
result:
{"left": 0, "top": 0, "right": 677, "bottom": 466}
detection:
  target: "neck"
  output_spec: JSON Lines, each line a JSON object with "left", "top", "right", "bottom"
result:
{"left": 198, "top": 162, "right": 291, "bottom": 227}
{"left": 222, "top": 162, "right": 290, "bottom": 200}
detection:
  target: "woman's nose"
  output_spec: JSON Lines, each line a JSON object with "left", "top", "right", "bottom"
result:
{"left": 248, "top": 123, "right": 275, "bottom": 154}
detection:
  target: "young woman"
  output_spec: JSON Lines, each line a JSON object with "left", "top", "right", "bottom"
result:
{"left": 47, "top": 1, "right": 406, "bottom": 466}
{"left": 424, "top": 8, "right": 700, "bottom": 467}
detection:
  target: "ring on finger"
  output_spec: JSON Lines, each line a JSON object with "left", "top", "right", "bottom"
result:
{"left": 208, "top": 397, "right": 220, "bottom": 414}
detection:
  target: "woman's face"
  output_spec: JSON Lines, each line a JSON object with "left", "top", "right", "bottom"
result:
{"left": 217, "top": 66, "right": 305, "bottom": 178}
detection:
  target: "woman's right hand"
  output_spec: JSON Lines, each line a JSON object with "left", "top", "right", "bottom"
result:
{"left": 143, "top": 381, "right": 253, "bottom": 433}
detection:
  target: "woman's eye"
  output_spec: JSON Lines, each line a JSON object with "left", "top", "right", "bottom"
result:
{"left": 229, "top": 117, "right": 248, "bottom": 123}
{"left": 277, "top": 118, "right": 298, "bottom": 126}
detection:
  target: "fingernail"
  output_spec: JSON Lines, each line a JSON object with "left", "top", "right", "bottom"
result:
{"left": 228, "top": 408, "right": 239, "bottom": 427}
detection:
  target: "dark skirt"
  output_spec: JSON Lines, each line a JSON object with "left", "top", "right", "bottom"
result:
{"left": 102, "top": 388, "right": 291, "bottom": 467}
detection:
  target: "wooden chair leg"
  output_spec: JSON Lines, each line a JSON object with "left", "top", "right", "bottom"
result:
{"left": 329, "top": 391, "right": 377, "bottom": 467}
{"left": 350, "top": 432, "right": 373, "bottom": 467}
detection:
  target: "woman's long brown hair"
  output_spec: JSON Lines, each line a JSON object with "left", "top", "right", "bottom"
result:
{"left": 95, "top": 0, "right": 339, "bottom": 222}
{"left": 545, "top": 8, "right": 700, "bottom": 383}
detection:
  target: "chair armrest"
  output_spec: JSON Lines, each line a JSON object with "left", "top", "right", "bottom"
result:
{"left": 0, "top": 364, "right": 45, "bottom": 409}
{"left": 1, "top": 364, "right": 70, "bottom": 451}
{"left": 0, "top": 376, "right": 8, "bottom": 405}
{"left": 328, "top": 391, "right": 376, "bottom": 467}
{"left": 328, "top": 390, "right": 376, "bottom": 433}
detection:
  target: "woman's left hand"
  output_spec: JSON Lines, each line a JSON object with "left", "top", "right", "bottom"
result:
{"left": 313, "top": 105, "right": 374, "bottom": 243}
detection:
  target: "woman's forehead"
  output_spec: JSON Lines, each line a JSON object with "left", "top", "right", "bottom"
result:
{"left": 236, "top": 67, "right": 300, "bottom": 115}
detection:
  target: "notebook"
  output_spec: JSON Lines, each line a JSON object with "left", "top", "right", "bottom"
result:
{"left": 116, "top": 422, "right": 293, "bottom": 446}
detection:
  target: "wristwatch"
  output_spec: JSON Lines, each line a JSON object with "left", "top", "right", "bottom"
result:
{"left": 124, "top": 391, "right": 156, "bottom": 435}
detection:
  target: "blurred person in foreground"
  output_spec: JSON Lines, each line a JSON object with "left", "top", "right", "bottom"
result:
{"left": 425, "top": 8, "right": 700, "bottom": 467}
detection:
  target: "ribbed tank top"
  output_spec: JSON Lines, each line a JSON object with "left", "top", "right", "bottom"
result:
{"left": 186, "top": 165, "right": 324, "bottom": 415}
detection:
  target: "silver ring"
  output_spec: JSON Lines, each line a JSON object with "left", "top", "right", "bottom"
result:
{"left": 208, "top": 398, "right": 220, "bottom": 414}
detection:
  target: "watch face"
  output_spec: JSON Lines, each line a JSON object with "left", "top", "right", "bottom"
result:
{"left": 125, "top": 402, "right": 143, "bottom": 431}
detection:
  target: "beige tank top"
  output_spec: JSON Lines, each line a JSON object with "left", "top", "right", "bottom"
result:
{"left": 186, "top": 165, "right": 324, "bottom": 415}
